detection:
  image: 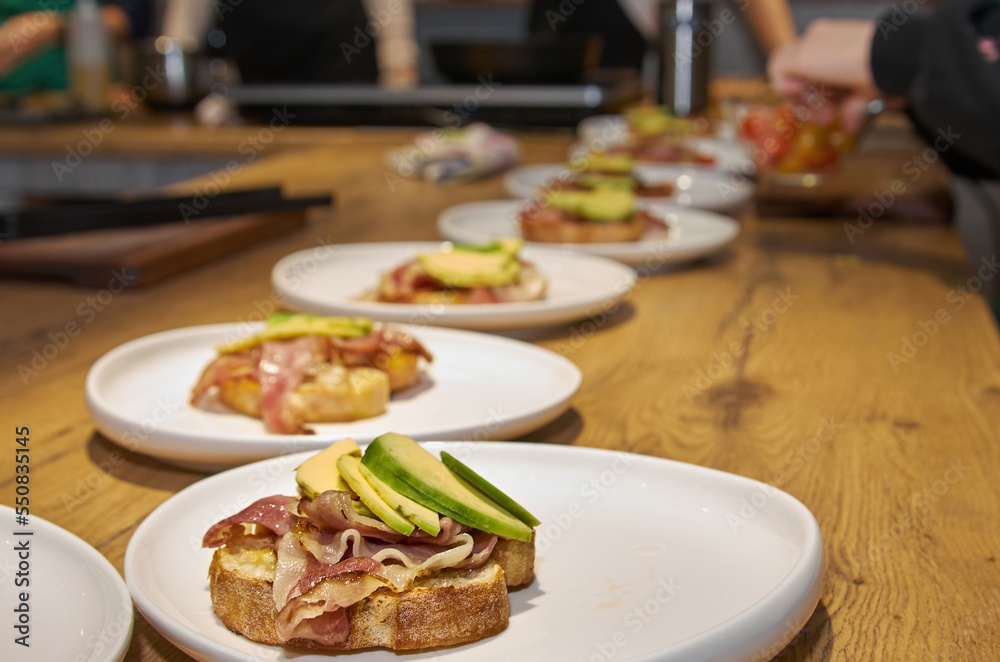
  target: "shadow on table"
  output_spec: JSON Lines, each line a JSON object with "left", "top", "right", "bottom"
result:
{"left": 124, "top": 613, "right": 189, "bottom": 662}
{"left": 771, "top": 600, "right": 832, "bottom": 661}
{"left": 519, "top": 408, "right": 583, "bottom": 446}
{"left": 752, "top": 226, "right": 975, "bottom": 293}
{"left": 86, "top": 430, "right": 214, "bottom": 490}
{"left": 497, "top": 301, "right": 636, "bottom": 345}
{"left": 637, "top": 246, "right": 739, "bottom": 279}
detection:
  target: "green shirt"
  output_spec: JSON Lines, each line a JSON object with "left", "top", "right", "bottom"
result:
{"left": 1, "top": 0, "right": 88, "bottom": 93}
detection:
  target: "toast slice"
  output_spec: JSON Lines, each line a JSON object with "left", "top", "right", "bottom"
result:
{"left": 208, "top": 537, "right": 534, "bottom": 651}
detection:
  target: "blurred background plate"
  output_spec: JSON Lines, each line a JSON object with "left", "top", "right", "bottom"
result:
{"left": 503, "top": 163, "right": 754, "bottom": 212}
{"left": 272, "top": 242, "right": 636, "bottom": 331}
{"left": 570, "top": 134, "right": 750, "bottom": 172}
{"left": 437, "top": 200, "right": 740, "bottom": 266}
{"left": 86, "top": 324, "right": 581, "bottom": 469}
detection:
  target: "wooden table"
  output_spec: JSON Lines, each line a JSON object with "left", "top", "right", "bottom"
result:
{"left": 2, "top": 119, "right": 999, "bottom": 662}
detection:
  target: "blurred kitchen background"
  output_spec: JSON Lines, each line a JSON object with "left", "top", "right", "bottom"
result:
{"left": 0, "top": 0, "right": 894, "bottom": 205}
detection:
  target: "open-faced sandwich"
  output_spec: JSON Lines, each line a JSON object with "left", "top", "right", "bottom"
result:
{"left": 362, "top": 238, "right": 546, "bottom": 305}
{"left": 609, "top": 106, "right": 716, "bottom": 165}
{"left": 625, "top": 105, "right": 713, "bottom": 138}
{"left": 550, "top": 152, "right": 674, "bottom": 198}
{"left": 607, "top": 139, "right": 716, "bottom": 166}
{"left": 203, "top": 433, "right": 537, "bottom": 651}
{"left": 519, "top": 188, "right": 667, "bottom": 243}
{"left": 190, "top": 314, "right": 432, "bottom": 434}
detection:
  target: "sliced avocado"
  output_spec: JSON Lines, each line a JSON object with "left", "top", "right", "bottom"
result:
{"left": 359, "top": 462, "right": 441, "bottom": 536}
{"left": 452, "top": 238, "right": 521, "bottom": 254}
{"left": 581, "top": 152, "right": 635, "bottom": 174}
{"left": 218, "top": 314, "right": 373, "bottom": 354}
{"left": 336, "top": 454, "right": 415, "bottom": 536}
{"left": 441, "top": 451, "right": 540, "bottom": 527}
{"left": 417, "top": 239, "right": 523, "bottom": 288}
{"left": 361, "top": 433, "right": 534, "bottom": 542}
{"left": 625, "top": 106, "right": 686, "bottom": 136}
{"left": 545, "top": 189, "right": 636, "bottom": 223}
{"left": 296, "top": 438, "right": 361, "bottom": 497}
{"left": 628, "top": 109, "right": 671, "bottom": 136}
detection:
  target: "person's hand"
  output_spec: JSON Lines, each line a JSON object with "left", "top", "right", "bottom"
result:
{"left": 378, "top": 65, "right": 419, "bottom": 89}
{"left": 0, "top": 12, "right": 63, "bottom": 78}
{"left": 768, "top": 18, "right": 878, "bottom": 95}
{"left": 768, "top": 18, "right": 879, "bottom": 132}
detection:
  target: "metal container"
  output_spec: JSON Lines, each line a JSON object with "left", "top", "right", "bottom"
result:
{"left": 132, "top": 37, "right": 207, "bottom": 107}
{"left": 658, "top": 0, "right": 712, "bottom": 117}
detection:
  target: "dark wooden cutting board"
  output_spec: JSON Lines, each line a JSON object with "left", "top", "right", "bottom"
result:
{"left": 0, "top": 209, "right": 307, "bottom": 287}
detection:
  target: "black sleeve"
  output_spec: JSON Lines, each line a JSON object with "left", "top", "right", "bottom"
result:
{"left": 110, "top": 0, "right": 151, "bottom": 40}
{"left": 870, "top": 0, "right": 1000, "bottom": 179}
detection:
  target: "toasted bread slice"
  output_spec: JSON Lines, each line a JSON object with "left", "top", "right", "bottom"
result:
{"left": 519, "top": 205, "right": 644, "bottom": 243}
{"left": 208, "top": 537, "right": 534, "bottom": 651}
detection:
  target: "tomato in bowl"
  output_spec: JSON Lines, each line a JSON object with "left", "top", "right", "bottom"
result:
{"left": 736, "top": 96, "right": 864, "bottom": 183}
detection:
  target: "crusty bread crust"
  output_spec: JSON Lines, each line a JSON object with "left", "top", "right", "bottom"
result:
{"left": 208, "top": 536, "right": 535, "bottom": 651}
{"left": 492, "top": 536, "right": 535, "bottom": 587}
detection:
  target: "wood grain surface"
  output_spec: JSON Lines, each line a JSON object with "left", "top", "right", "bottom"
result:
{"left": 1, "top": 119, "right": 999, "bottom": 662}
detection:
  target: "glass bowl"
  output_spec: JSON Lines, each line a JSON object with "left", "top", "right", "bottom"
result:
{"left": 734, "top": 93, "right": 879, "bottom": 186}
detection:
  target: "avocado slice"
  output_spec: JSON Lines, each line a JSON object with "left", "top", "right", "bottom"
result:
{"left": 417, "top": 238, "right": 523, "bottom": 288}
{"left": 441, "top": 451, "right": 540, "bottom": 527}
{"left": 295, "top": 438, "right": 361, "bottom": 497}
{"left": 451, "top": 238, "right": 520, "bottom": 254}
{"left": 361, "top": 433, "right": 534, "bottom": 542}
{"left": 625, "top": 106, "right": 692, "bottom": 136}
{"left": 336, "top": 454, "right": 415, "bottom": 536}
{"left": 581, "top": 152, "right": 635, "bottom": 174}
{"left": 352, "top": 500, "right": 377, "bottom": 519}
{"left": 545, "top": 189, "right": 636, "bottom": 223}
{"left": 217, "top": 313, "right": 374, "bottom": 354}
{"left": 359, "top": 462, "right": 441, "bottom": 536}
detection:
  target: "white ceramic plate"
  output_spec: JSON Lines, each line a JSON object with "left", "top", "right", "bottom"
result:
{"left": 577, "top": 113, "right": 737, "bottom": 143}
{"left": 502, "top": 163, "right": 754, "bottom": 212}
{"left": 85, "top": 324, "right": 581, "bottom": 468}
{"left": 574, "top": 115, "right": 747, "bottom": 171}
{"left": 437, "top": 199, "right": 740, "bottom": 266}
{"left": 569, "top": 137, "right": 750, "bottom": 172}
{"left": 0, "top": 506, "right": 133, "bottom": 662}
{"left": 271, "top": 242, "right": 637, "bottom": 331}
{"left": 124, "top": 442, "right": 823, "bottom": 662}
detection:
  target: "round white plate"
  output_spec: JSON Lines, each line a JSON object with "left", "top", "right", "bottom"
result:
{"left": 125, "top": 442, "right": 824, "bottom": 662}
{"left": 502, "top": 163, "right": 754, "bottom": 212}
{"left": 85, "top": 324, "right": 581, "bottom": 468}
{"left": 1, "top": 506, "right": 133, "bottom": 662}
{"left": 574, "top": 115, "right": 748, "bottom": 171}
{"left": 271, "top": 242, "right": 637, "bottom": 331}
{"left": 437, "top": 199, "right": 740, "bottom": 266}
{"left": 578, "top": 113, "right": 737, "bottom": 143}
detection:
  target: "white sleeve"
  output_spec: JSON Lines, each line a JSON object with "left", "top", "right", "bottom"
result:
{"left": 362, "top": 0, "right": 420, "bottom": 86}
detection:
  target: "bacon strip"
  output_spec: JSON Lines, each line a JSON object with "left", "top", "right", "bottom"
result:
{"left": 275, "top": 572, "right": 389, "bottom": 646}
{"left": 273, "top": 531, "right": 393, "bottom": 645}
{"left": 189, "top": 350, "right": 259, "bottom": 411}
{"left": 294, "top": 555, "right": 385, "bottom": 603}
{"left": 376, "top": 258, "right": 546, "bottom": 307}
{"left": 202, "top": 495, "right": 299, "bottom": 547}
{"left": 297, "top": 490, "right": 410, "bottom": 542}
{"left": 378, "top": 326, "right": 433, "bottom": 362}
{"left": 258, "top": 336, "right": 328, "bottom": 434}
{"left": 206, "top": 489, "right": 502, "bottom": 648}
